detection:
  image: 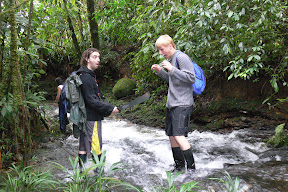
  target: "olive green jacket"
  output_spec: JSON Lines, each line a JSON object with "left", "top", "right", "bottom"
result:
{"left": 65, "top": 72, "right": 87, "bottom": 138}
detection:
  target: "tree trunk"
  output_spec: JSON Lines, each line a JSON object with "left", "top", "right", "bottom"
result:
{"left": 87, "top": 0, "right": 99, "bottom": 49}
{"left": 0, "top": 0, "right": 7, "bottom": 94}
{"left": 63, "top": 0, "right": 81, "bottom": 58}
{"left": 22, "top": 0, "right": 33, "bottom": 85}
{"left": 0, "top": 148, "right": 2, "bottom": 169}
{"left": 24, "top": 0, "right": 33, "bottom": 155}
{"left": 10, "top": 0, "right": 30, "bottom": 166}
{"left": 10, "top": 0, "right": 21, "bottom": 164}
{"left": 76, "top": 1, "right": 84, "bottom": 42}
{"left": 0, "top": 0, "right": 2, "bottom": 81}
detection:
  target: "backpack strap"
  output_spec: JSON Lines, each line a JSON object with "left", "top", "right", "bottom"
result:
{"left": 174, "top": 51, "right": 183, "bottom": 69}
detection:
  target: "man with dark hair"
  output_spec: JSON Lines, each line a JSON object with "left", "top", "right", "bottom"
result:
{"left": 76, "top": 48, "right": 119, "bottom": 169}
{"left": 151, "top": 35, "right": 196, "bottom": 172}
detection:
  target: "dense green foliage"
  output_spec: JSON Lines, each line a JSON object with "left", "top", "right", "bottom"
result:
{"left": 126, "top": 0, "right": 288, "bottom": 96}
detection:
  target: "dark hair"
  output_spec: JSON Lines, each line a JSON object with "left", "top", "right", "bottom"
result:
{"left": 80, "top": 48, "right": 100, "bottom": 66}
{"left": 55, "top": 77, "right": 63, "bottom": 86}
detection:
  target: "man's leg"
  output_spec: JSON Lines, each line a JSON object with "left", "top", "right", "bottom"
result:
{"left": 78, "top": 151, "right": 87, "bottom": 169}
{"left": 173, "top": 136, "right": 195, "bottom": 170}
{"left": 167, "top": 107, "right": 195, "bottom": 171}
{"left": 167, "top": 109, "right": 185, "bottom": 172}
{"left": 171, "top": 106, "right": 195, "bottom": 170}
{"left": 169, "top": 136, "right": 185, "bottom": 172}
{"left": 59, "top": 103, "right": 66, "bottom": 134}
{"left": 172, "top": 136, "right": 190, "bottom": 150}
{"left": 182, "top": 147, "right": 195, "bottom": 170}
{"left": 90, "top": 121, "right": 102, "bottom": 162}
{"left": 88, "top": 121, "right": 103, "bottom": 174}
{"left": 78, "top": 130, "right": 88, "bottom": 169}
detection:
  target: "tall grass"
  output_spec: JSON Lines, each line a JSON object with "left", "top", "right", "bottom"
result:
{"left": 2, "top": 164, "right": 57, "bottom": 192}
{"left": 151, "top": 171, "right": 201, "bottom": 192}
{"left": 209, "top": 171, "right": 243, "bottom": 192}
{"left": 52, "top": 150, "right": 142, "bottom": 192}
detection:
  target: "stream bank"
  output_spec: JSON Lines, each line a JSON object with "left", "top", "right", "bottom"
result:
{"left": 106, "top": 90, "right": 287, "bottom": 136}
{"left": 40, "top": 73, "right": 288, "bottom": 135}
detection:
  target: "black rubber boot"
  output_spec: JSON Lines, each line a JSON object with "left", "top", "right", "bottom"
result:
{"left": 92, "top": 153, "right": 103, "bottom": 175}
{"left": 78, "top": 154, "right": 87, "bottom": 170}
{"left": 97, "top": 154, "right": 103, "bottom": 162}
{"left": 182, "top": 148, "right": 196, "bottom": 170}
{"left": 92, "top": 153, "right": 103, "bottom": 163}
{"left": 171, "top": 147, "right": 186, "bottom": 172}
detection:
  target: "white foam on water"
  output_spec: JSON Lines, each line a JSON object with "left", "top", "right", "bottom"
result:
{"left": 61, "top": 117, "right": 270, "bottom": 191}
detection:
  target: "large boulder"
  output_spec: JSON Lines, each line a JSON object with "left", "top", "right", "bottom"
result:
{"left": 112, "top": 78, "right": 136, "bottom": 98}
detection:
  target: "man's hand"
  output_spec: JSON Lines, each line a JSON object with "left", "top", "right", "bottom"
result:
{"left": 112, "top": 106, "right": 119, "bottom": 113}
{"left": 151, "top": 64, "right": 162, "bottom": 73}
{"left": 161, "top": 60, "right": 173, "bottom": 71}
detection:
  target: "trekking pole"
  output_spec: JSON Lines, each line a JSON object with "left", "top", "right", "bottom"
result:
{"left": 0, "top": 148, "right": 2, "bottom": 169}
{"left": 62, "top": 147, "right": 77, "bottom": 159}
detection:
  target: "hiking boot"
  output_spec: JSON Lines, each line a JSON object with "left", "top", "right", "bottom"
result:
{"left": 60, "top": 129, "right": 66, "bottom": 134}
{"left": 79, "top": 154, "right": 87, "bottom": 170}
{"left": 93, "top": 167, "right": 99, "bottom": 175}
{"left": 171, "top": 161, "right": 186, "bottom": 173}
{"left": 92, "top": 153, "right": 103, "bottom": 175}
{"left": 92, "top": 153, "right": 103, "bottom": 163}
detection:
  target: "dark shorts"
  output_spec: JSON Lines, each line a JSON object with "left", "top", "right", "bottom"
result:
{"left": 165, "top": 106, "right": 193, "bottom": 137}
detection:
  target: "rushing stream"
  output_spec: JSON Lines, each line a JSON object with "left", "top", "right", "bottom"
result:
{"left": 36, "top": 104, "right": 288, "bottom": 192}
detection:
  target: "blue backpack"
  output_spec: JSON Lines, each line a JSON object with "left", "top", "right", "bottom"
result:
{"left": 174, "top": 52, "right": 206, "bottom": 96}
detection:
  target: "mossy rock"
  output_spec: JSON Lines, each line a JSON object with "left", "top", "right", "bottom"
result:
{"left": 112, "top": 78, "right": 136, "bottom": 98}
{"left": 204, "top": 119, "right": 225, "bottom": 131}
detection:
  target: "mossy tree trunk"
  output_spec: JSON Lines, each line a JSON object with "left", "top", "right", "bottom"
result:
{"left": 10, "top": 0, "right": 31, "bottom": 166}
{"left": 87, "top": 0, "right": 99, "bottom": 49}
{"left": 22, "top": 0, "right": 33, "bottom": 84}
{"left": 24, "top": 0, "right": 33, "bottom": 155}
{"left": 0, "top": 148, "right": 2, "bottom": 169}
{"left": 0, "top": 0, "right": 3, "bottom": 82}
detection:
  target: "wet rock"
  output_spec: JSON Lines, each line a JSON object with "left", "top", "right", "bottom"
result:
{"left": 258, "top": 146, "right": 288, "bottom": 161}
{"left": 49, "top": 137, "right": 57, "bottom": 142}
